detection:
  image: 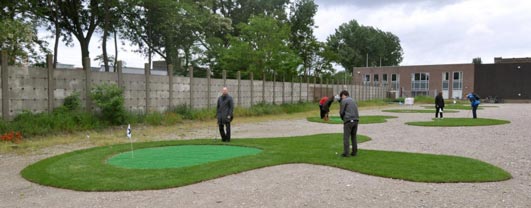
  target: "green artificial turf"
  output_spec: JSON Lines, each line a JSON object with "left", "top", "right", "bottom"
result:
{"left": 307, "top": 115, "right": 397, "bottom": 124}
{"left": 107, "top": 145, "right": 262, "bottom": 169}
{"left": 406, "top": 118, "right": 510, "bottom": 127}
{"left": 382, "top": 109, "right": 459, "bottom": 113}
{"left": 421, "top": 104, "right": 483, "bottom": 110}
{"left": 21, "top": 133, "right": 511, "bottom": 191}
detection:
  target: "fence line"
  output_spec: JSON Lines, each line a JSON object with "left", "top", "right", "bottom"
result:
{"left": 0, "top": 52, "right": 388, "bottom": 120}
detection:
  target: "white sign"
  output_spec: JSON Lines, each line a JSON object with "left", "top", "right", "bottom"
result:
{"left": 404, "top": 97, "right": 415, "bottom": 105}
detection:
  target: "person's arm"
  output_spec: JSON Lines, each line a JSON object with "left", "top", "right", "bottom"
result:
{"left": 340, "top": 101, "right": 347, "bottom": 120}
{"left": 228, "top": 97, "right": 234, "bottom": 118}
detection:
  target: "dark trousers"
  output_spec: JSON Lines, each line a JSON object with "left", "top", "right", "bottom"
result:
{"left": 343, "top": 121, "right": 358, "bottom": 156}
{"left": 219, "top": 122, "right": 231, "bottom": 142}
{"left": 319, "top": 105, "right": 326, "bottom": 119}
{"left": 472, "top": 105, "right": 478, "bottom": 119}
{"left": 435, "top": 107, "right": 444, "bottom": 118}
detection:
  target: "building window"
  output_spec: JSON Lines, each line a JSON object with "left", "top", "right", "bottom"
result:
{"left": 382, "top": 74, "right": 388, "bottom": 87}
{"left": 442, "top": 72, "right": 449, "bottom": 90}
{"left": 363, "top": 74, "right": 371, "bottom": 85}
{"left": 391, "top": 74, "right": 399, "bottom": 90}
{"left": 411, "top": 72, "right": 430, "bottom": 96}
{"left": 453, "top": 71, "right": 463, "bottom": 90}
{"left": 373, "top": 74, "right": 379, "bottom": 86}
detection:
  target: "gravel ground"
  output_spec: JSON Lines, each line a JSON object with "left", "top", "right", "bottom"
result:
{"left": 1, "top": 104, "right": 531, "bottom": 208}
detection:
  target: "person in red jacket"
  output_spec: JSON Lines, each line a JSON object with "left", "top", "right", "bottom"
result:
{"left": 319, "top": 96, "right": 330, "bottom": 121}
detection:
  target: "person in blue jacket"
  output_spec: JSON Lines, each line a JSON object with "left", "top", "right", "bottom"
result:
{"left": 467, "top": 93, "right": 480, "bottom": 119}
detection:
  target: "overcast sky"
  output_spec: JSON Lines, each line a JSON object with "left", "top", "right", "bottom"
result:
{"left": 49, "top": 0, "right": 531, "bottom": 68}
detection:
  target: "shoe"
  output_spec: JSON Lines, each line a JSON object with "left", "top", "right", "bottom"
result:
{"left": 350, "top": 153, "right": 357, "bottom": 156}
{"left": 341, "top": 154, "right": 349, "bottom": 157}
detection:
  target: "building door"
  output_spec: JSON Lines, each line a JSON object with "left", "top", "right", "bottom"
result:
{"left": 452, "top": 71, "right": 463, "bottom": 99}
{"left": 442, "top": 72, "right": 449, "bottom": 99}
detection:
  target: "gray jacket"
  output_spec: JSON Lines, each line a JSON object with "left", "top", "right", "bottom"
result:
{"left": 340, "top": 97, "right": 359, "bottom": 122}
{"left": 217, "top": 94, "right": 234, "bottom": 124}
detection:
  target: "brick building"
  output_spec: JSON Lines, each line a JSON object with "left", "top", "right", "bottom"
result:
{"left": 353, "top": 63, "right": 475, "bottom": 99}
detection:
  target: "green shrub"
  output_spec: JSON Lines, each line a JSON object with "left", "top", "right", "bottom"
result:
{"left": 170, "top": 105, "right": 214, "bottom": 121}
{"left": 90, "top": 83, "right": 126, "bottom": 125}
{"left": 1, "top": 109, "right": 102, "bottom": 137}
{"left": 145, "top": 112, "right": 163, "bottom": 126}
{"left": 162, "top": 112, "right": 182, "bottom": 125}
{"left": 63, "top": 92, "right": 81, "bottom": 111}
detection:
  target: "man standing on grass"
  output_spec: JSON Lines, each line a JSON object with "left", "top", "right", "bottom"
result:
{"left": 339, "top": 90, "right": 359, "bottom": 157}
{"left": 217, "top": 87, "right": 234, "bottom": 142}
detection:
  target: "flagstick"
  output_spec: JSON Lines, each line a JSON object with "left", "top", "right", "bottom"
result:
{"left": 129, "top": 138, "right": 134, "bottom": 158}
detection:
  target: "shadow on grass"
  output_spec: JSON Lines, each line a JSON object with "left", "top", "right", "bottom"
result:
{"left": 21, "top": 133, "right": 511, "bottom": 191}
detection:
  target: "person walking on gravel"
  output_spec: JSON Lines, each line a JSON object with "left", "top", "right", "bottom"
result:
{"left": 217, "top": 87, "right": 234, "bottom": 142}
{"left": 339, "top": 90, "right": 359, "bottom": 157}
{"left": 435, "top": 92, "right": 445, "bottom": 119}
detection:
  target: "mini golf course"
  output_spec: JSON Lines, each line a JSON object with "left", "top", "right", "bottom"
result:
{"left": 21, "top": 133, "right": 511, "bottom": 191}
{"left": 406, "top": 118, "right": 511, "bottom": 127}
{"left": 307, "top": 115, "right": 397, "bottom": 124}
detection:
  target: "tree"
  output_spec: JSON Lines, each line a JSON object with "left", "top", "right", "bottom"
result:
{"left": 327, "top": 20, "right": 403, "bottom": 73}
{"left": 288, "top": 0, "right": 318, "bottom": 77}
{"left": 219, "top": 15, "right": 301, "bottom": 79}
{"left": 30, "top": 0, "right": 103, "bottom": 67}
{"left": 473, "top": 57, "right": 482, "bottom": 64}
{"left": 1, "top": 0, "right": 49, "bottom": 65}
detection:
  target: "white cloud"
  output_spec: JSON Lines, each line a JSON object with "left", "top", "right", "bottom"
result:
{"left": 314, "top": 0, "right": 531, "bottom": 66}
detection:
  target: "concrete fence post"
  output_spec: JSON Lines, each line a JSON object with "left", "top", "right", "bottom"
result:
{"left": 273, "top": 74, "right": 276, "bottom": 104}
{"left": 291, "top": 76, "right": 294, "bottom": 104}
{"left": 144, "top": 63, "right": 151, "bottom": 113}
{"left": 299, "top": 76, "right": 303, "bottom": 103}
{"left": 207, "top": 68, "right": 211, "bottom": 109}
{"left": 250, "top": 72, "right": 254, "bottom": 106}
{"left": 117, "top": 61, "right": 123, "bottom": 89}
{"left": 262, "top": 72, "right": 266, "bottom": 103}
{"left": 46, "top": 54, "right": 54, "bottom": 113}
{"left": 282, "top": 74, "right": 285, "bottom": 104}
{"left": 168, "top": 64, "right": 174, "bottom": 109}
{"left": 237, "top": 71, "right": 241, "bottom": 106}
{"left": 1, "top": 50, "right": 9, "bottom": 120}
{"left": 222, "top": 70, "right": 227, "bottom": 87}
{"left": 83, "top": 57, "right": 92, "bottom": 112}
{"left": 189, "top": 66, "right": 194, "bottom": 108}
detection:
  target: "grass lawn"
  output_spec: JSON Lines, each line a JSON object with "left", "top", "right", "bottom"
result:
{"left": 307, "top": 115, "right": 397, "bottom": 124}
{"left": 421, "top": 104, "right": 484, "bottom": 110}
{"left": 382, "top": 109, "right": 459, "bottom": 113}
{"left": 406, "top": 118, "right": 510, "bottom": 127}
{"left": 21, "top": 133, "right": 511, "bottom": 191}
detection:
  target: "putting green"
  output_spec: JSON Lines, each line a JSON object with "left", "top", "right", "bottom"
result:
{"left": 382, "top": 109, "right": 459, "bottom": 113}
{"left": 307, "top": 115, "right": 397, "bottom": 124}
{"left": 406, "top": 118, "right": 510, "bottom": 127}
{"left": 107, "top": 145, "right": 262, "bottom": 169}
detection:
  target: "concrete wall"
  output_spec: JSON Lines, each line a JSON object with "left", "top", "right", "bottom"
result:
{"left": 0, "top": 61, "right": 387, "bottom": 119}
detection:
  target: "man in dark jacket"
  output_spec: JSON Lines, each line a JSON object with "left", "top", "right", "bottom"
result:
{"left": 217, "top": 87, "right": 234, "bottom": 142}
{"left": 339, "top": 90, "right": 359, "bottom": 157}
{"left": 435, "top": 92, "right": 445, "bottom": 119}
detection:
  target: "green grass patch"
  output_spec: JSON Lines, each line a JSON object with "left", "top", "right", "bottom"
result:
{"left": 307, "top": 116, "right": 397, "bottom": 124}
{"left": 406, "top": 118, "right": 510, "bottom": 127}
{"left": 421, "top": 104, "right": 483, "bottom": 110}
{"left": 382, "top": 109, "right": 459, "bottom": 113}
{"left": 22, "top": 133, "right": 511, "bottom": 191}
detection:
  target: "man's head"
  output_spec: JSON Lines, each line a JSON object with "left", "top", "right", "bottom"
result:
{"left": 339, "top": 90, "right": 349, "bottom": 99}
{"left": 222, "top": 87, "right": 228, "bottom": 96}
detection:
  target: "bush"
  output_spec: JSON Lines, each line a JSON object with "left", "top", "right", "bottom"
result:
{"left": 90, "top": 83, "right": 127, "bottom": 125}
{"left": 0, "top": 109, "right": 102, "bottom": 137}
{"left": 170, "top": 105, "right": 214, "bottom": 121}
{"left": 63, "top": 92, "right": 81, "bottom": 111}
